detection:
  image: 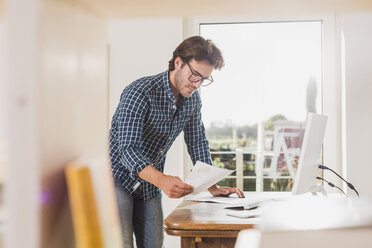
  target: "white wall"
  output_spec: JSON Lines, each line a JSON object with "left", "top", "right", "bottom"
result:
{"left": 108, "top": 18, "right": 183, "bottom": 118}
{"left": 0, "top": 22, "right": 5, "bottom": 142}
{"left": 108, "top": 18, "right": 184, "bottom": 248}
{"left": 341, "top": 13, "right": 372, "bottom": 197}
{"left": 5, "top": 0, "right": 108, "bottom": 248}
{"left": 0, "top": 0, "right": 4, "bottom": 20}
{"left": 6, "top": 0, "right": 41, "bottom": 247}
{"left": 0, "top": 21, "right": 6, "bottom": 165}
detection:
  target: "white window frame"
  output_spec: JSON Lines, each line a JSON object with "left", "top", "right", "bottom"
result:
{"left": 183, "top": 14, "right": 342, "bottom": 191}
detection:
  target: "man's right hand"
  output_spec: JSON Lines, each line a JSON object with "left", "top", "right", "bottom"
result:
{"left": 138, "top": 165, "right": 194, "bottom": 198}
{"left": 159, "top": 175, "right": 194, "bottom": 198}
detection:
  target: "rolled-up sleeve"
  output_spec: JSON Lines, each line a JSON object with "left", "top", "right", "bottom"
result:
{"left": 116, "top": 88, "right": 152, "bottom": 179}
{"left": 184, "top": 103, "right": 213, "bottom": 165}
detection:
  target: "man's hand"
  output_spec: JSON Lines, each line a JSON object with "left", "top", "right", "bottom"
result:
{"left": 158, "top": 175, "right": 194, "bottom": 198}
{"left": 138, "top": 165, "right": 194, "bottom": 198}
{"left": 208, "top": 184, "right": 245, "bottom": 198}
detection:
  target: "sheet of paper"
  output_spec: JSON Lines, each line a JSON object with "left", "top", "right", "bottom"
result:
{"left": 226, "top": 208, "right": 263, "bottom": 219}
{"left": 185, "top": 161, "right": 234, "bottom": 195}
{"left": 224, "top": 198, "right": 276, "bottom": 210}
{"left": 185, "top": 194, "right": 247, "bottom": 205}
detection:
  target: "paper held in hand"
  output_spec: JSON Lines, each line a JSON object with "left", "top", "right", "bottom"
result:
{"left": 185, "top": 161, "right": 235, "bottom": 194}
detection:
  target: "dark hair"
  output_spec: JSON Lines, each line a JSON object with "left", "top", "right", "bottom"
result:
{"left": 168, "top": 36, "right": 224, "bottom": 71}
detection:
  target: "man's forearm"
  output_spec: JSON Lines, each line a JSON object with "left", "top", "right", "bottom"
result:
{"left": 138, "top": 165, "right": 194, "bottom": 198}
{"left": 138, "top": 165, "right": 165, "bottom": 188}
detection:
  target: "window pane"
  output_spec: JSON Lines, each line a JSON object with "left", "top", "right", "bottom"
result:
{"left": 243, "top": 179, "right": 256, "bottom": 191}
{"left": 200, "top": 22, "right": 322, "bottom": 127}
{"left": 217, "top": 178, "right": 236, "bottom": 188}
{"left": 243, "top": 153, "right": 256, "bottom": 176}
{"left": 200, "top": 21, "right": 322, "bottom": 192}
{"left": 263, "top": 126, "right": 305, "bottom": 177}
{"left": 263, "top": 178, "right": 293, "bottom": 192}
{"left": 211, "top": 153, "right": 236, "bottom": 176}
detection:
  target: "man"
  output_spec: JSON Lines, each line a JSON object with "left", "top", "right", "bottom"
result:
{"left": 109, "top": 36, "right": 245, "bottom": 248}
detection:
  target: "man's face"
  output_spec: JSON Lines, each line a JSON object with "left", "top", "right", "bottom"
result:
{"left": 173, "top": 58, "right": 214, "bottom": 98}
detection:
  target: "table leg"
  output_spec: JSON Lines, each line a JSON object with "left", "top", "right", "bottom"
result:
{"left": 180, "top": 237, "right": 236, "bottom": 248}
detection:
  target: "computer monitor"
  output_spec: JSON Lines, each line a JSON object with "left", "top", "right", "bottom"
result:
{"left": 292, "top": 113, "right": 328, "bottom": 195}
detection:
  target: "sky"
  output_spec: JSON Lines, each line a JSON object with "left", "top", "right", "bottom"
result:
{"left": 199, "top": 21, "right": 322, "bottom": 128}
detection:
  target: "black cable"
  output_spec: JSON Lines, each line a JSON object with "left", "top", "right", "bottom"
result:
{"left": 319, "top": 165, "right": 359, "bottom": 197}
{"left": 316, "top": 176, "right": 347, "bottom": 197}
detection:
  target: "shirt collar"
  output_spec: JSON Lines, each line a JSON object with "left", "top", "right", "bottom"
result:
{"left": 163, "top": 70, "right": 176, "bottom": 101}
{"left": 162, "top": 70, "right": 186, "bottom": 108}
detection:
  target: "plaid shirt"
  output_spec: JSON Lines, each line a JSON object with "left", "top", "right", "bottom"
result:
{"left": 109, "top": 70, "right": 212, "bottom": 201}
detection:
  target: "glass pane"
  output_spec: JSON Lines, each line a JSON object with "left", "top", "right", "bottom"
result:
{"left": 264, "top": 122, "right": 305, "bottom": 177}
{"left": 200, "top": 21, "right": 322, "bottom": 192}
{"left": 262, "top": 156, "right": 271, "bottom": 176}
{"left": 200, "top": 22, "right": 322, "bottom": 128}
{"left": 211, "top": 153, "right": 236, "bottom": 176}
{"left": 243, "top": 179, "right": 256, "bottom": 191}
{"left": 243, "top": 153, "right": 255, "bottom": 176}
{"left": 217, "top": 178, "right": 236, "bottom": 188}
{"left": 263, "top": 178, "right": 293, "bottom": 192}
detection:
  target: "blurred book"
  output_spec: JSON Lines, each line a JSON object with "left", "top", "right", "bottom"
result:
{"left": 65, "top": 157, "right": 123, "bottom": 248}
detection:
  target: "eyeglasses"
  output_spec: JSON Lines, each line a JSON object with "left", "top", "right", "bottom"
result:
{"left": 186, "top": 62, "right": 214, "bottom": 87}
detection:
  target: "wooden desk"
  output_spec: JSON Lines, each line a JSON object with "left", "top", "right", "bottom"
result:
{"left": 164, "top": 201, "right": 255, "bottom": 248}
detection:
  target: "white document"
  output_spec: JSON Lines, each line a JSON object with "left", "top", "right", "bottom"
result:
{"left": 226, "top": 208, "right": 263, "bottom": 219}
{"left": 224, "top": 198, "right": 276, "bottom": 210}
{"left": 185, "top": 194, "right": 246, "bottom": 204}
{"left": 185, "top": 161, "right": 234, "bottom": 195}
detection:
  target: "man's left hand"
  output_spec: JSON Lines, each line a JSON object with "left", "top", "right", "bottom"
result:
{"left": 208, "top": 184, "right": 245, "bottom": 198}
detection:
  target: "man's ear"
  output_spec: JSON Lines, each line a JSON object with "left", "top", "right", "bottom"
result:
{"left": 174, "top": 56, "right": 183, "bottom": 70}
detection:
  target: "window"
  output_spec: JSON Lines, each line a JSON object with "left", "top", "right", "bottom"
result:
{"left": 199, "top": 21, "right": 322, "bottom": 192}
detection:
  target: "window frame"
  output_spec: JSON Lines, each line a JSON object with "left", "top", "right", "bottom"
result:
{"left": 182, "top": 15, "right": 342, "bottom": 191}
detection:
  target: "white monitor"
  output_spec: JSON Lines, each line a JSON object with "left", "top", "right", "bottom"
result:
{"left": 292, "top": 113, "right": 328, "bottom": 195}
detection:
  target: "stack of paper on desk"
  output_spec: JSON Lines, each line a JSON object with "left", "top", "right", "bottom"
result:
{"left": 185, "top": 194, "right": 246, "bottom": 204}
{"left": 226, "top": 208, "right": 263, "bottom": 219}
{"left": 185, "top": 192, "right": 281, "bottom": 209}
{"left": 224, "top": 199, "right": 276, "bottom": 210}
{"left": 185, "top": 161, "right": 234, "bottom": 194}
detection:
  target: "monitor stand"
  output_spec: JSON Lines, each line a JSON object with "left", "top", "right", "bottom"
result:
{"left": 308, "top": 184, "right": 327, "bottom": 196}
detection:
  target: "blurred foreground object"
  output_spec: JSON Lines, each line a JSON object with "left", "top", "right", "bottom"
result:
{"left": 65, "top": 158, "right": 123, "bottom": 248}
{"left": 235, "top": 194, "right": 372, "bottom": 248}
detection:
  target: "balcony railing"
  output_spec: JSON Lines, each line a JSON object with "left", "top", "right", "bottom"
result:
{"left": 211, "top": 149, "right": 295, "bottom": 192}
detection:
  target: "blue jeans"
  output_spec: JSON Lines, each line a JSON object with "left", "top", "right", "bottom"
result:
{"left": 115, "top": 184, "right": 164, "bottom": 248}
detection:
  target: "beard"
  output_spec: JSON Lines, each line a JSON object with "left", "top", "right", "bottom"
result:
{"left": 174, "top": 69, "right": 197, "bottom": 98}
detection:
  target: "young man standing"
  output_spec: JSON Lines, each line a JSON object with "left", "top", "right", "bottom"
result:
{"left": 109, "top": 36, "right": 245, "bottom": 248}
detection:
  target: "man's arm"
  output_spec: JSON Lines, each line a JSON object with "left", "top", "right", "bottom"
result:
{"left": 115, "top": 88, "right": 153, "bottom": 179}
{"left": 138, "top": 165, "right": 194, "bottom": 198}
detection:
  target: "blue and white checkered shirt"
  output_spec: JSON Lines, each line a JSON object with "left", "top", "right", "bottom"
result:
{"left": 109, "top": 70, "right": 212, "bottom": 201}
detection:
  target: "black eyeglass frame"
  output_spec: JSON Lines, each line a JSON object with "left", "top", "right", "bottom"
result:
{"left": 185, "top": 61, "right": 214, "bottom": 87}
